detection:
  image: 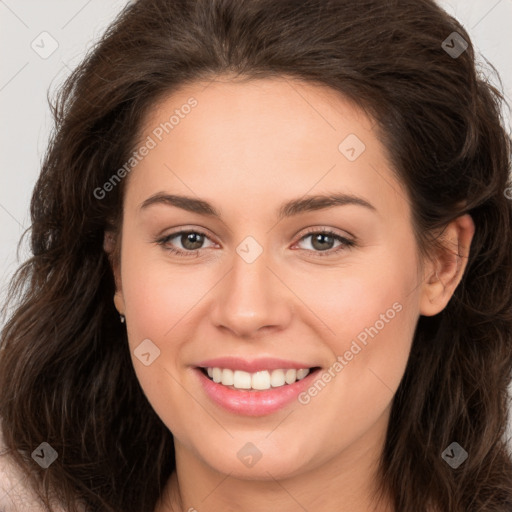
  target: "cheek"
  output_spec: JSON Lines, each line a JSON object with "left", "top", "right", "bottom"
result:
{"left": 292, "top": 247, "right": 417, "bottom": 350}
{"left": 119, "top": 238, "right": 214, "bottom": 345}
{"left": 119, "top": 246, "right": 198, "bottom": 436}
{"left": 330, "top": 252, "right": 418, "bottom": 414}
{"left": 297, "top": 242, "right": 419, "bottom": 394}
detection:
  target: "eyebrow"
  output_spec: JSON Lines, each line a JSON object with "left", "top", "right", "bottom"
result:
{"left": 139, "top": 192, "right": 377, "bottom": 220}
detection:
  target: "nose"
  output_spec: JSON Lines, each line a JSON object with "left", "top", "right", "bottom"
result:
{"left": 210, "top": 245, "right": 292, "bottom": 339}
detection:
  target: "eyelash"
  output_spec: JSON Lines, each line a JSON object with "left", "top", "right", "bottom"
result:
{"left": 155, "top": 228, "right": 356, "bottom": 258}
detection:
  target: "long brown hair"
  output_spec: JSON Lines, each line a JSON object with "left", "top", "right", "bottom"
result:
{"left": 1, "top": 1, "right": 511, "bottom": 511}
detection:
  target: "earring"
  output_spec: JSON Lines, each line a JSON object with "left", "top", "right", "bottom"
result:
{"left": 120, "top": 314, "right": 126, "bottom": 323}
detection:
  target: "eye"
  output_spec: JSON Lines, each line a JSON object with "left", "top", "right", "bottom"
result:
{"left": 294, "top": 229, "right": 356, "bottom": 257}
{"left": 156, "top": 230, "right": 216, "bottom": 257}
{"left": 155, "top": 227, "right": 356, "bottom": 258}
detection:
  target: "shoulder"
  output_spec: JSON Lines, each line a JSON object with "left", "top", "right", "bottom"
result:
{"left": 0, "top": 431, "right": 64, "bottom": 512}
{"left": 0, "top": 454, "right": 45, "bottom": 512}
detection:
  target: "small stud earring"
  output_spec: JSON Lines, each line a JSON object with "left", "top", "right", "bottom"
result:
{"left": 120, "top": 314, "right": 126, "bottom": 323}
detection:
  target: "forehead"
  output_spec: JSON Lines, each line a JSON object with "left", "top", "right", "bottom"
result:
{"left": 141, "top": 75, "right": 376, "bottom": 154}
{"left": 126, "top": 76, "right": 409, "bottom": 223}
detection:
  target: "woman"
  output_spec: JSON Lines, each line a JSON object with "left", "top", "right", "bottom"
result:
{"left": 1, "top": 0, "right": 511, "bottom": 511}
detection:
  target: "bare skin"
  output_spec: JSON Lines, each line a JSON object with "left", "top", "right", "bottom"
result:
{"left": 107, "top": 75, "right": 474, "bottom": 512}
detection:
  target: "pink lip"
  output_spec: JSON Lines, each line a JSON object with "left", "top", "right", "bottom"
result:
{"left": 195, "top": 366, "right": 320, "bottom": 416}
{"left": 195, "top": 356, "right": 314, "bottom": 373}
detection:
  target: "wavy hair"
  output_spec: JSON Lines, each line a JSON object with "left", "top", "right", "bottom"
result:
{"left": 1, "top": 0, "right": 511, "bottom": 511}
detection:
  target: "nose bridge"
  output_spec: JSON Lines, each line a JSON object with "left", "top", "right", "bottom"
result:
{"left": 211, "top": 235, "right": 290, "bottom": 336}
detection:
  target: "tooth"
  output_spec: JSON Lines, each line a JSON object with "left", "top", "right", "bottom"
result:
{"left": 206, "top": 366, "right": 311, "bottom": 389}
{"left": 270, "top": 369, "right": 286, "bottom": 387}
{"left": 296, "top": 368, "right": 310, "bottom": 380}
{"left": 233, "top": 370, "right": 252, "bottom": 389}
{"left": 285, "top": 369, "right": 297, "bottom": 384}
{"left": 212, "top": 367, "right": 222, "bottom": 383}
{"left": 221, "top": 368, "right": 234, "bottom": 386}
{"left": 252, "top": 371, "right": 271, "bottom": 390}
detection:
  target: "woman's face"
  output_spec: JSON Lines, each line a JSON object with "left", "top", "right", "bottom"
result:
{"left": 113, "top": 76, "right": 434, "bottom": 480}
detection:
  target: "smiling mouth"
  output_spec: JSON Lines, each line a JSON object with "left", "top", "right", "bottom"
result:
{"left": 198, "top": 366, "right": 321, "bottom": 391}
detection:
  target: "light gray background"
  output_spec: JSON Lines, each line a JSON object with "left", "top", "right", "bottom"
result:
{"left": 1, "top": 1, "right": 511, "bottom": 441}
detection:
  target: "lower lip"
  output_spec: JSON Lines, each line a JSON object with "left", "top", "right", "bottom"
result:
{"left": 195, "top": 368, "right": 320, "bottom": 416}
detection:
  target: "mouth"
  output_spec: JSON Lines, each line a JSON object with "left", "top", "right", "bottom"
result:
{"left": 194, "top": 361, "right": 323, "bottom": 416}
{"left": 198, "top": 366, "right": 321, "bottom": 391}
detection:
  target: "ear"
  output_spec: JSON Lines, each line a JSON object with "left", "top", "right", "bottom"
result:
{"left": 103, "top": 230, "right": 125, "bottom": 315}
{"left": 419, "top": 214, "right": 475, "bottom": 316}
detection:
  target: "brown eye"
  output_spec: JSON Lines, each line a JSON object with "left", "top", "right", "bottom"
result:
{"left": 310, "top": 233, "right": 336, "bottom": 251}
{"left": 295, "top": 229, "right": 356, "bottom": 257}
{"left": 180, "top": 232, "right": 205, "bottom": 250}
{"left": 156, "top": 230, "right": 216, "bottom": 257}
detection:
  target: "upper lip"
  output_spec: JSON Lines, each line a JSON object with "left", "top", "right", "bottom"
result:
{"left": 195, "top": 357, "right": 318, "bottom": 373}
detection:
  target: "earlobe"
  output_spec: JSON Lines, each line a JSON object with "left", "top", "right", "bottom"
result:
{"left": 419, "top": 266, "right": 452, "bottom": 316}
{"left": 114, "top": 291, "right": 125, "bottom": 316}
{"left": 419, "top": 213, "right": 475, "bottom": 317}
{"left": 103, "top": 231, "right": 116, "bottom": 254}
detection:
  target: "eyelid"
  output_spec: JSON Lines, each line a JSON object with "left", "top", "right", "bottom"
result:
{"left": 158, "top": 225, "right": 217, "bottom": 242}
{"left": 293, "top": 225, "right": 355, "bottom": 241}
